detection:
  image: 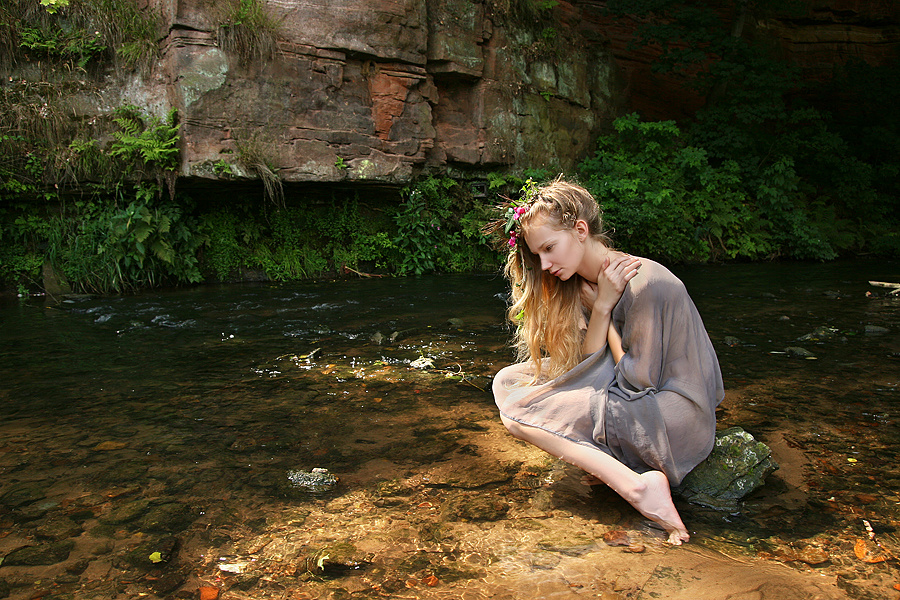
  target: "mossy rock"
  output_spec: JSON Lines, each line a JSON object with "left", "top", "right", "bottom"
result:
{"left": 676, "top": 427, "right": 778, "bottom": 510}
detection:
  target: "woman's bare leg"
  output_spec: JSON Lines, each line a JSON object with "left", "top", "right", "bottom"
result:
{"left": 502, "top": 415, "right": 689, "bottom": 544}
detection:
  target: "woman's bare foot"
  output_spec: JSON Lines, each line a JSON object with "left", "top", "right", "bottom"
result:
{"left": 630, "top": 471, "right": 689, "bottom": 545}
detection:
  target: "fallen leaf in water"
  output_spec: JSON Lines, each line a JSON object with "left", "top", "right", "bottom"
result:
{"left": 623, "top": 544, "right": 645, "bottom": 553}
{"left": 854, "top": 538, "right": 888, "bottom": 563}
{"left": 893, "top": 583, "right": 900, "bottom": 591}
{"left": 422, "top": 574, "right": 439, "bottom": 587}
{"left": 93, "top": 441, "right": 127, "bottom": 451}
{"left": 602, "top": 530, "right": 630, "bottom": 546}
{"left": 199, "top": 587, "right": 219, "bottom": 600}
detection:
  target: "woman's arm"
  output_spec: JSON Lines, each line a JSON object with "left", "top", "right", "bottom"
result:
{"left": 607, "top": 323, "right": 625, "bottom": 363}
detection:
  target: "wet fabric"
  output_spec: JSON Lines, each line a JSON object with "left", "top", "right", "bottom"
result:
{"left": 492, "top": 259, "right": 724, "bottom": 485}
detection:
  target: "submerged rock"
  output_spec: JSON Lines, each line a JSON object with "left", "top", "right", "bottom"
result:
{"left": 2, "top": 540, "right": 74, "bottom": 566}
{"left": 796, "top": 326, "right": 840, "bottom": 342}
{"left": 676, "top": 427, "right": 778, "bottom": 510}
{"left": 785, "top": 346, "right": 816, "bottom": 359}
{"left": 284, "top": 468, "right": 339, "bottom": 494}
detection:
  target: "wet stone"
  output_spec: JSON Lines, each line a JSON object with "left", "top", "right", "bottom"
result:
{"left": 65, "top": 558, "right": 91, "bottom": 575}
{"left": 676, "top": 427, "right": 778, "bottom": 510}
{"left": 279, "top": 468, "right": 339, "bottom": 497}
{"left": 537, "top": 534, "right": 597, "bottom": 556}
{"left": 442, "top": 493, "right": 509, "bottom": 522}
{"left": 2, "top": 540, "right": 75, "bottom": 566}
{"left": 864, "top": 324, "right": 889, "bottom": 334}
{"left": 35, "top": 516, "right": 83, "bottom": 540}
{"left": 147, "top": 569, "right": 188, "bottom": 596}
{"left": 122, "top": 535, "right": 178, "bottom": 569}
{"left": 0, "top": 579, "right": 8, "bottom": 599}
{"left": 14, "top": 499, "right": 59, "bottom": 522}
{"left": 92, "top": 460, "right": 149, "bottom": 486}
{"left": 785, "top": 346, "right": 816, "bottom": 359}
{"left": 0, "top": 484, "right": 46, "bottom": 509}
{"left": 140, "top": 502, "right": 195, "bottom": 533}
{"left": 796, "top": 326, "right": 840, "bottom": 342}
{"left": 100, "top": 498, "right": 153, "bottom": 526}
{"left": 227, "top": 572, "right": 262, "bottom": 590}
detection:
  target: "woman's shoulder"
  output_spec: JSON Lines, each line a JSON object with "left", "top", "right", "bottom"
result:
{"left": 629, "top": 257, "right": 687, "bottom": 299}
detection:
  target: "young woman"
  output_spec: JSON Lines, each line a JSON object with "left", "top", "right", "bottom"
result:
{"left": 491, "top": 179, "right": 723, "bottom": 544}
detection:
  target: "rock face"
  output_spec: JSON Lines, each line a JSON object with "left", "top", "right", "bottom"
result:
{"left": 581, "top": 1, "right": 900, "bottom": 120}
{"left": 9, "top": 1, "right": 895, "bottom": 187}
{"left": 142, "top": 0, "right": 619, "bottom": 184}
{"left": 676, "top": 427, "right": 779, "bottom": 510}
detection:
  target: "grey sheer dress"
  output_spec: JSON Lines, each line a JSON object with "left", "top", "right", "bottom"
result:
{"left": 492, "top": 259, "right": 724, "bottom": 486}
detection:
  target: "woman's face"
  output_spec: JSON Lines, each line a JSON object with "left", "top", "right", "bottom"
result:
{"left": 523, "top": 216, "right": 586, "bottom": 281}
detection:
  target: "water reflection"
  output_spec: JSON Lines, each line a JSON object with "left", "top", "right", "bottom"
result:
{"left": 0, "top": 263, "right": 898, "bottom": 599}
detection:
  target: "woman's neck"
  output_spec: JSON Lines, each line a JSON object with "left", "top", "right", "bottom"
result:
{"left": 577, "top": 239, "right": 615, "bottom": 283}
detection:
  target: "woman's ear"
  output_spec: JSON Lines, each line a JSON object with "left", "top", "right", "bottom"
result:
{"left": 574, "top": 219, "right": 590, "bottom": 242}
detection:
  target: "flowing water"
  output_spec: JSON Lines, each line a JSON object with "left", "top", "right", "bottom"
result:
{"left": 0, "top": 261, "right": 898, "bottom": 600}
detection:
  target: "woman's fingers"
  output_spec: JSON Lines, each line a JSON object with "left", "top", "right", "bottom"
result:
{"left": 602, "top": 255, "right": 641, "bottom": 288}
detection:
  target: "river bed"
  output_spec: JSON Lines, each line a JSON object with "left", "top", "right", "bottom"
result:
{"left": 1, "top": 261, "right": 898, "bottom": 600}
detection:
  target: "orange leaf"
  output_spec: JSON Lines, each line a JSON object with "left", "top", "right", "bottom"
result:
{"left": 422, "top": 574, "right": 439, "bottom": 587}
{"left": 854, "top": 539, "right": 868, "bottom": 560}
{"left": 199, "top": 586, "right": 220, "bottom": 600}
{"left": 854, "top": 538, "right": 888, "bottom": 563}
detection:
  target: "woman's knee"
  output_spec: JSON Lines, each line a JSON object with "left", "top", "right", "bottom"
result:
{"left": 500, "top": 414, "right": 526, "bottom": 439}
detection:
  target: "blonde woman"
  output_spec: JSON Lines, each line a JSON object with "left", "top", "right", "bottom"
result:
{"left": 491, "top": 179, "right": 723, "bottom": 544}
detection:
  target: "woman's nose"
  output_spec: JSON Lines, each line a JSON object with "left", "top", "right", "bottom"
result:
{"left": 540, "top": 255, "right": 552, "bottom": 270}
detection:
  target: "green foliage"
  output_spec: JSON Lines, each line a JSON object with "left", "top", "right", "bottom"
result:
{"left": 18, "top": 24, "right": 106, "bottom": 69}
{"left": 2, "top": 184, "right": 205, "bottom": 294}
{"left": 393, "top": 177, "right": 457, "bottom": 275}
{"left": 6, "top": 0, "right": 160, "bottom": 72}
{"left": 235, "top": 131, "right": 283, "bottom": 207}
{"left": 39, "top": 0, "right": 69, "bottom": 14}
{"left": 217, "top": 0, "right": 281, "bottom": 64}
{"left": 578, "top": 113, "right": 838, "bottom": 261}
{"left": 393, "top": 176, "right": 498, "bottom": 275}
{"left": 110, "top": 106, "right": 180, "bottom": 173}
{"left": 598, "top": 0, "right": 899, "bottom": 259}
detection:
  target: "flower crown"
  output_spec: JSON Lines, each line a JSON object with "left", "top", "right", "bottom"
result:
{"left": 502, "top": 179, "right": 539, "bottom": 249}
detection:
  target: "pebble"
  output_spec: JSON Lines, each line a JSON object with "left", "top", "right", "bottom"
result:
{"left": 798, "top": 546, "right": 829, "bottom": 565}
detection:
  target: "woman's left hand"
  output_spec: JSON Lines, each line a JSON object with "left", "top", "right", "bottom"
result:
{"left": 593, "top": 254, "right": 641, "bottom": 313}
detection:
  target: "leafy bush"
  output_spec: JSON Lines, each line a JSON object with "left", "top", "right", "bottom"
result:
{"left": 578, "top": 113, "right": 840, "bottom": 261}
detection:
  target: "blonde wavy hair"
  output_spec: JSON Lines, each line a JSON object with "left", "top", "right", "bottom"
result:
{"left": 503, "top": 179, "right": 611, "bottom": 382}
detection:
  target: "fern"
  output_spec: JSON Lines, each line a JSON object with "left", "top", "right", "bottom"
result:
{"left": 110, "top": 106, "right": 180, "bottom": 172}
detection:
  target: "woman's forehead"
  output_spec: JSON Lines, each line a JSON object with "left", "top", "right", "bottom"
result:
{"left": 523, "top": 219, "right": 564, "bottom": 251}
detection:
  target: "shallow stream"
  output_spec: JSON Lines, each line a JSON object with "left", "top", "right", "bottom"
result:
{"left": 1, "top": 261, "right": 898, "bottom": 600}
